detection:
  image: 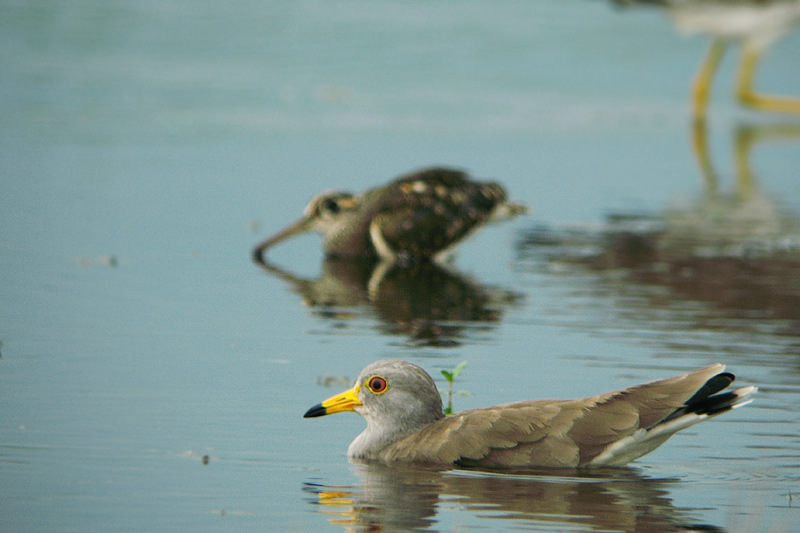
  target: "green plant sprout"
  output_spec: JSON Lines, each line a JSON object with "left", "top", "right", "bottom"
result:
{"left": 441, "top": 361, "right": 467, "bottom": 415}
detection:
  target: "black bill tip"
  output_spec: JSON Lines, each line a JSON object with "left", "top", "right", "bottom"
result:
{"left": 303, "top": 403, "right": 327, "bottom": 418}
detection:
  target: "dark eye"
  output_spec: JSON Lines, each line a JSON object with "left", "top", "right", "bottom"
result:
{"left": 322, "top": 198, "right": 340, "bottom": 214}
{"left": 367, "top": 376, "right": 388, "bottom": 394}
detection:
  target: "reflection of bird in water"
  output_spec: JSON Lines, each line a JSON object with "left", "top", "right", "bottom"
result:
{"left": 255, "top": 258, "right": 523, "bottom": 347}
{"left": 661, "top": 121, "right": 791, "bottom": 257}
{"left": 613, "top": 0, "right": 800, "bottom": 119}
{"left": 305, "top": 464, "right": 725, "bottom": 532}
{"left": 517, "top": 122, "right": 800, "bottom": 324}
{"left": 252, "top": 167, "right": 527, "bottom": 265}
{"left": 304, "top": 359, "right": 755, "bottom": 468}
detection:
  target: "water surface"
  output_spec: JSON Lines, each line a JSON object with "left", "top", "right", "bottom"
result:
{"left": 2, "top": 1, "right": 800, "bottom": 531}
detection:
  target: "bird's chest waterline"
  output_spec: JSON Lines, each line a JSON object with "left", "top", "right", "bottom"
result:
{"left": 347, "top": 421, "right": 419, "bottom": 460}
{"left": 321, "top": 217, "right": 376, "bottom": 258}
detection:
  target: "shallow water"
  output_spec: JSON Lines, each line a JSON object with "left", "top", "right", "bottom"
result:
{"left": 2, "top": 1, "right": 800, "bottom": 531}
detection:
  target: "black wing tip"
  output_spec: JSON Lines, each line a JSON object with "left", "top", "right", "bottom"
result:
{"left": 684, "top": 371, "right": 736, "bottom": 406}
{"left": 685, "top": 372, "right": 756, "bottom": 417}
{"left": 662, "top": 371, "right": 753, "bottom": 424}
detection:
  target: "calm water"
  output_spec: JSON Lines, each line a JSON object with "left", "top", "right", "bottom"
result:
{"left": 2, "top": 1, "right": 800, "bottom": 531}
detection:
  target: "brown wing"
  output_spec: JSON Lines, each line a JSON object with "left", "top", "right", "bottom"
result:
{"left": 371, "top": 168, "right": 508, "bottom": 258}
{"left": 381, "top": 399, "right": 586, "bottom": 467}
{"left": 380, "top": 364, "right": 726, "bottom": 468}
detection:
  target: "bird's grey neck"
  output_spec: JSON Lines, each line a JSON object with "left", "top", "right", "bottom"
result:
{"left": 348, "top": 411, "right": 444, "bottom": 460}
{"left": 348, "top": 421, "right": 413, "bottom": 460}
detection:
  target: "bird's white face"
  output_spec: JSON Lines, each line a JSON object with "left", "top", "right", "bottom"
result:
{"left": 304, "top": 192, "right": 358, "bottom": 238}
{"left": 357, "top": 371, "right": 419, "bottom": 425}
{"left": 253, "top": 191, "right": 359, "bottom": 260}
{"left": 354, "top": 361, "right": 445, "bottom": 431}
{"left": 355, "top": 374, "right": 388, "bottom": 412}
{"left": 304, "top": 360, "right": 444, "bottom": 430}
{"left": 303, "top": 360, "right": 447, "bottom": 460}
{"left": 303, "top": 368, "right": 410, "bottom": 424}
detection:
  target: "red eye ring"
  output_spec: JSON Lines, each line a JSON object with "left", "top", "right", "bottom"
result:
{"left": 367, "top": 375, "right": 388, "bottom": 395}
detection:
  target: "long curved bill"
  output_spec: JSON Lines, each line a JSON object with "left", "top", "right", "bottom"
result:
{"left": 252, "top": 215, "right": 312, "bottom": 263}
{"left": 304, "top": 384, "right": 362, "bottom": 418}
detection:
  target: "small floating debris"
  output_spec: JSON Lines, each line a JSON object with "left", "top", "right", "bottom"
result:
{"left": 316, "top": 374, "right": 351, "bottom": 388}
{"left": 75, "top": 255, "right": 118, "bottom": 267}
{"left": 246, "top": 219, "right": 261, "bottom": 233}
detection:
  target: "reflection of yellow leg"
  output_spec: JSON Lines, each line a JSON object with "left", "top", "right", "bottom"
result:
{"left": 690, "top": 118, "right": 719, "bottom": 195}
{"left": 736, "top": 44, "right": 800, "bottom": 114}
{"left": 692, "top": 39, "right": 726, "bottom": 121}
{"left": 734, "top": 123, "right": 800, "bottom": 198}
{"left": 733, "top": 125, "right": 756, "bottom": 199}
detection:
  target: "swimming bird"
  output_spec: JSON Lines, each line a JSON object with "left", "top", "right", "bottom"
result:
{"left": 304, "top": 359, "right": 756, "bottom": 468}
{"left": 252, "top": 167, "right": 527, "bottom": 265}
{"left": 613, "top": 0, "right": 800, "bottom": 119}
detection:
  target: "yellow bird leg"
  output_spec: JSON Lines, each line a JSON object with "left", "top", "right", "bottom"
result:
{"left": 692, "top": 39, "right": 726, "bottom": 121}
{"left": 736, "top": 44, "right": 800, "bottom": 114}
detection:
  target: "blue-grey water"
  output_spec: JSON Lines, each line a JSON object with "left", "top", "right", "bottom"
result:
{"left": 2, "top": 1, "right": 800, "bottom": 531}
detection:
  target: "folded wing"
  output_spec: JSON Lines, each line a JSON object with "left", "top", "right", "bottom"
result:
{"left": 380, "top": 364, "right": 756, "bottom": 468}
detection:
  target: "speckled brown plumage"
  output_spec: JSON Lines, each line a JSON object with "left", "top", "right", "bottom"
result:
{"left": 253, "top": 167, "right": 527, "bottom": 263}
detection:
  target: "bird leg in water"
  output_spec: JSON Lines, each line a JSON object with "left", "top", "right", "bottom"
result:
{"left": 736, "top": 44, "right": 800, "bottom": 114}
